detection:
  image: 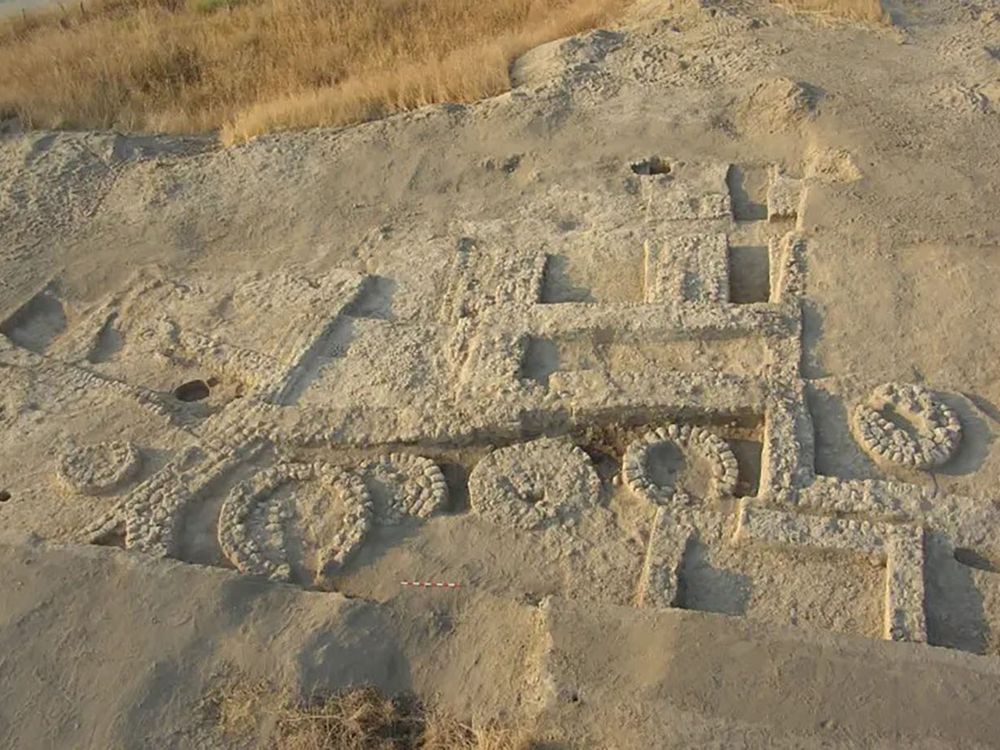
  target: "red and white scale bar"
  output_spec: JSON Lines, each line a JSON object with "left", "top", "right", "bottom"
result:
{"left": 400, "top": 580, "right": 462, "bottom": 589}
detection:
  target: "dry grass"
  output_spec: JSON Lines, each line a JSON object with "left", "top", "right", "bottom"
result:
{"left": 777, "top": 0, "right": 888, "bottom": 22}
{"left": 0, "top": 0, "right": 629, "bottom": 143}
{"left": 211, "top": 680, "right": 536, "bottom": 750}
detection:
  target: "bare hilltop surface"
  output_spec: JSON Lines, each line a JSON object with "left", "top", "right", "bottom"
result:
{"left": 3, "top": 0, "right": 1000, "bottom": 747}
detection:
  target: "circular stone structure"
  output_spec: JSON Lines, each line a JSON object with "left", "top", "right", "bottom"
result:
{"left": 468, "top": 437, "right": 601, "bottom": 530}
{"left": 622, "top": 424, "right": 737, "bottom": 506}
{"left": 359, "top": 452, "right": 448, "bottom": 523}
{"left": 218, "top": 462, "right": 372, "bottom": 584}
{"left": 57, "top": 440, "right": 141, "bottom": 495}
{"left": 851, "top": 383, "right": 962, "bottom": 470}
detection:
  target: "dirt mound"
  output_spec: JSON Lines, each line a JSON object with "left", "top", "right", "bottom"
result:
{"left": 741, "top": 76, "right": 821, "bottom": 135}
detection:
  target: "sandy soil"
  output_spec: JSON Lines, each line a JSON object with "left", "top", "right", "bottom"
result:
{"left": 5, "top": 532, "right": 1000, "bottom": 748}
{"left": 2, "top": 0, "right": 1000, "bottom": 746}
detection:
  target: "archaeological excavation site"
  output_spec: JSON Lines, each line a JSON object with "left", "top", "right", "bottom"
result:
{"left": 2, "top": 0, "right": 1000, "bottom": 747}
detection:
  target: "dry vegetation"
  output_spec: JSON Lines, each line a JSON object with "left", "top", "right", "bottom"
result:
{"left": 0, "top": 0, "right": 888, "bottom": 143}
{"left": 212, "top": 680, "right": 536, "bottom": 750}
{"left": 0, "top": 0, "right": 629, "bottom": 143}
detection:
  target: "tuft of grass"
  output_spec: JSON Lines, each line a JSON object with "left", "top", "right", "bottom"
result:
{"left": 0, "top": 0, "right": 630, "bottom": 143}
{"left": 210, "top": 679, "right": 536, "bottom": 750}
{"left": 188, "top": 0, "right": 241, "bottom": 14}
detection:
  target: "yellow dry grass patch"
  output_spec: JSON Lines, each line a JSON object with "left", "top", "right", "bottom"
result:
{"left": 0, "top": 0, "right": 629, "bottom": 143}
{"left": 212, "top": 680, "right": 536, "bottom": 750}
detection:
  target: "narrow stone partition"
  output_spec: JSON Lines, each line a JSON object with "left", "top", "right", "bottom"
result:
{"left": 766, "top": 166, "right": 805, "bottom": 223}
{"left": 635, "top": 507, "right": 694, "bottom": 608}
